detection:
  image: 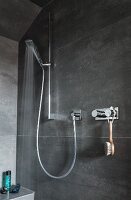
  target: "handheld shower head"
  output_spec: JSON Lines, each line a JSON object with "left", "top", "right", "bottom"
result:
{"left": 25, "top": 39, "right": 43, "bottom": 68}
{"left": 25, "top": 39, "right": 34, "bottom": 47}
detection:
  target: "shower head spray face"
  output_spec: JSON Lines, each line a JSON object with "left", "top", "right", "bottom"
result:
{"left": 25, "top": 39, "right": 34, "bottom": 47}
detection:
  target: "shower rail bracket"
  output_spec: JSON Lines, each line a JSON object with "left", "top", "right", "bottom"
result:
{"left": 42, "top": 63, "right": 51, "bottom": 67}
{"left": 92, "top": 106, "right": 119, "bottom": 121}
{"left": 71, "top": 110, "right": 82, "bottom": 121}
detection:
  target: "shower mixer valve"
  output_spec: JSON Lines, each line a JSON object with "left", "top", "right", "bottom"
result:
{"left": 92, "top": 106, "right": 119, "bottom": 121}
{"left": 71, "top": 110, "right": 82, "bottom": 121}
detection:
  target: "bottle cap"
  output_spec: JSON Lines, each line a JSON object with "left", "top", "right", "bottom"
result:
{"left": 6, "top": 171, "right": 11, "bottom": 175}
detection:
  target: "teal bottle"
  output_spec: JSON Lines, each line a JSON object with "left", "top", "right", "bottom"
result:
{"left": 2, "top": 172, "right": 6, "bottom": 188}
{"left": 5, "top": 171, "right": 11, "bottom": 191}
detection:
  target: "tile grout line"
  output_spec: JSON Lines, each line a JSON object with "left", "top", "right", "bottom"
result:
{"left": 17, "top": 135, "right": 131, "bottom": 139}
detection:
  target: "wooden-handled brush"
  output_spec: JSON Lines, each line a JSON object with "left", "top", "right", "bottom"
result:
{"left": 105, "top": 121, "right": 115, "bottom": 156}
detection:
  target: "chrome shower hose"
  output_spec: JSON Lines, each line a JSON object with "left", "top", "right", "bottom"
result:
{"left": 36, "top": 69, "right": 77, "bottom": 179}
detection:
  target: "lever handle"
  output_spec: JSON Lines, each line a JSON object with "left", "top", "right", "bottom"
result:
{"left": 109, "top": 121, "right": 113, "bottom": 143}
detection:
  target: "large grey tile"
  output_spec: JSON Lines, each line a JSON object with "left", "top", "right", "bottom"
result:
{"left": 0, "top": 135, "right": 16, "bottom": 188}
{"left": 53, "top": 0, "right": 131, "bottom": 49}
{"left": 19, "top": 14, "right": 131, "bottom": 137}
{"left": 0, "top": 36, "right": 18, "bottom": 136}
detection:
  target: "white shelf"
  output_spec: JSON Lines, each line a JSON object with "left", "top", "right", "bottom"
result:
{"left": 0, "top": 187, "right": 34, "bottom": 200}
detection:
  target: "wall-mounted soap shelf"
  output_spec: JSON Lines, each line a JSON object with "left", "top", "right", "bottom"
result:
{"left": 0, "top": 187, "right": 34, "bottom": 200}
{"left": 92, "top": 106, "right": 119, "bottom": 121}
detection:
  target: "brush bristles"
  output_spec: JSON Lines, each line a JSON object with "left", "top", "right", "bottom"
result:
{"left": 105, "top": 142, "right": 112, "bottom": 156}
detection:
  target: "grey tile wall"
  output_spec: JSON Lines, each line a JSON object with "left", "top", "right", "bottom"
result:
{"left": 0, "top": 0, "right": 41, "bottom": 41}
{"left": 0, "top": 36, "right": 18, "bottom": 187}
{"left": 17, "top": 1, "right": 131, "bottom": 200}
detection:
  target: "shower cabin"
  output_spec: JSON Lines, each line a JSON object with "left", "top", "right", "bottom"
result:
{"left": 16, "top": 1, "right": 131, "bottom": 200}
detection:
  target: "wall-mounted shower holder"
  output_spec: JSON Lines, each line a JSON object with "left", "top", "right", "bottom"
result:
{"left": 71, "top": 110, "right": 82, "bottom": 121}
{"left": 92, "top": 106, "right": 119, "bottom": 121}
